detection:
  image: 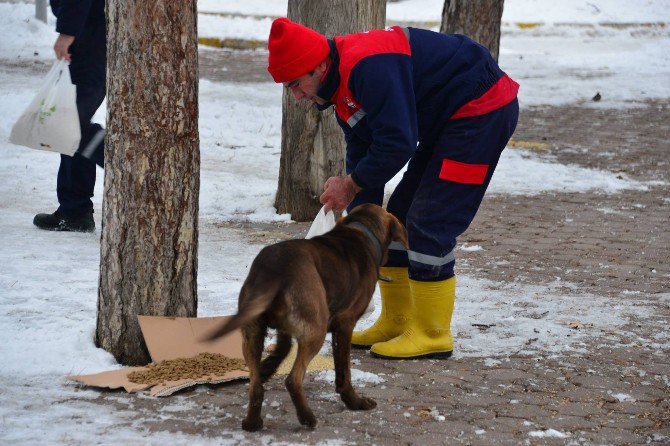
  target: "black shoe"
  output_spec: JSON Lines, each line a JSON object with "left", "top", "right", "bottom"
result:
{"left": 33, "top": 210, "right": 95, "bottom": 232}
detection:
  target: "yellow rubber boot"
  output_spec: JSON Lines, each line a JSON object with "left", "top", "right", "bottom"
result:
{"left": 370, "top": 276, "right": 455, "bottom": 359}
{"left": 351, "top": 267, "right": 412, "bottom": 348}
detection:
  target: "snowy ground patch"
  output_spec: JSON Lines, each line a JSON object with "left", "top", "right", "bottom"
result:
{"left": 460, "top": 244, "right": 484, "bottom": 252}
{"left": 528, "top": 428, "right": 569, "bottom": 438}
{"left": 315, "top": 369, "right": 386, "bottom": 386}
{"left": 384, "top": 145, "right": 651, "bottom": 199}
{"left": 194, "top": 1, "right": 670, "bottom": 108}
{"left": 4, "top": 1, "right": 670, "bottom": 108}
{"left": 501, "top": 27, "right": 670, "bottom": 107}
{"left": 198, "top": 0, "right": 670, "bottom": 25}
{"left": 611, "top": 392, "right": 636, "bottom": 402}
{"left": 0, "top": 381, "right": 244, "bottom": 445}
{"left": 0, "top": 3, "right": 56, "bottom": 60}
{"left": 198, "top": 79, "right": 289, "bottom": 222}
{"left": 198, "top": 13, "right": 273, "bottom": 42}
{"left": 488, "top": 148, "right": 651, "bottom": 195}
{"left": 353, "top": 275, "right": 661, "bottom": 359}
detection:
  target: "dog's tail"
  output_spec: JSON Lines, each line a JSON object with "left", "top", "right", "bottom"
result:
{"left": 200, "top": 285, "right": 278, "bottom": 342}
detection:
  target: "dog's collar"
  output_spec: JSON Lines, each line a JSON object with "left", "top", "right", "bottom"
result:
{"left": 346, "top": 221, "right": 382, "bottom": 264}
{"left": 346, "top": 221, "right": 391, "bottom": 281}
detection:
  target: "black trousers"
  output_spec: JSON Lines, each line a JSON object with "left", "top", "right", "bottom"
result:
{"left": 348, "top": 99, "right": 519, "bottom": 281}
{"left": 56, "top": 27, "right": 106, "bottom": 217}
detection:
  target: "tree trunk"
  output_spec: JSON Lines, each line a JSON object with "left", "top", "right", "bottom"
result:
{"left": 275, "top": 0, "right": 386, "bottom": 222}
{"left": 96, "top": 0, "right": 200, "bottom": 365}
{"left": 440, "top": 0, "right": 505, "bottom": 62}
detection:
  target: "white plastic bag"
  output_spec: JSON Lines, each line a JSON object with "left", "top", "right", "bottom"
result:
{"left": 305, "top": 206, "right": 336, "bottom": 239}
{"left": 9, "top": 59, "right": 81, "bottom": 156}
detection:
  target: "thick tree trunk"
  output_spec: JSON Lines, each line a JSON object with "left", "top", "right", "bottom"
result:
{"left": 96, "top": 0, "right": 200, "bottom": 365}
{"left": 275, "top": 0, "right": 386, "bottom": 221}
{"left": 440, "top": 0, "right": 505, "bottom": 62}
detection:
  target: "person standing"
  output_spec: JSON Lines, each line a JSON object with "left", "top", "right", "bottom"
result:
{"left": 33, "top": 0, "right": 106, "bottom": 232}
{"left": 267, "top": 18, "right": 519, "bottom": 359}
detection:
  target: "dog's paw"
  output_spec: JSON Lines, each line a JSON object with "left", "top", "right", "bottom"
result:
{"left": 298, "top": 412, "right": 318, "bottom": 429}
{"left": 345, "top": 396, "right": 377, "bottom": 411}
{"left": 242, "top": 417, "right": 264, "bottom": 432}
{"left": 359, "top": 396, "right": 377, "bottom": 410}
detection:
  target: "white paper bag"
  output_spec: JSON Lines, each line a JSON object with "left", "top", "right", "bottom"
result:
{"left": 305, "top": 206, "right": 336, "bottom": 239}
{"left": 9, "top": 60, "right": 81, "bottom": 156}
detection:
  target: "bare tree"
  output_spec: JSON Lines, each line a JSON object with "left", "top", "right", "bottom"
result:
{"left": 440, "top": 0, "right": 505, "bottom": 61}
{"left": 96, "top": 1, "right": 200, "bottom": 365}
{"left": 275, "top": 0, "right": 386, "bottom": 221}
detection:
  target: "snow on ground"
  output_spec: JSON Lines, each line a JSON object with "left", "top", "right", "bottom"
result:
{"left": 488, "top": 148, "right": 652, "bottom": 195}
{"left": 354, "top": 275, "right": 662, "bottom": 360}
{"left": 197, "top": 0, "right": 286, "bottom": 17}
{"left": 528, "top": 428, "right": 569, "bottom": 438}
{"left": 198, "top": 80, "right": 288, "bottom": 222}
{"left": 316, "top": 369, "right": 386, "bottom": 386}
{"left": 4, "top": 1, "right": 670, "bottom": 108}
{"left": 0, "top": 0, "right": 668, "bottom": 444}
{"left": 201, "top": 0, "right": 670, "bottom": 108}
{"left": 197, "top": 0, "right": 670, "bottom": 24}
{"left": 198, "top": 13, "right": 273, "bottom": 42}
{"left": 196, "top": 0, "right": 670, "bottom": 109}
{"left": 502, "top": 27, "right": 670, "bottom": 107}
{"left": 385, "top": 143, "right": 653, "bottom": 200}
{"left": 200, "top": 1, "right": 670, "bottom": 107}
{"left": 388, "top": 0, "right": 670, "bottom": 23}
{"left": 0, "top": 3, "right": 55, "bottom": 60}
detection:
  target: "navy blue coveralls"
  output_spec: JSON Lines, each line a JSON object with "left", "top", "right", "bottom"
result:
{"left": 316, "top": 27, "right": 519, "bottom": 282}
{"left": 50, "top": 0, "right": 106, "bottom": 217}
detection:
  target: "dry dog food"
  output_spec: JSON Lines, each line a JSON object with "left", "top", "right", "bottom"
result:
{"left": 127, "top": 353, "right": 247, "bottom": 386}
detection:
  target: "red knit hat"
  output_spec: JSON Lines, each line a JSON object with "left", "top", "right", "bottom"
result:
{"left": 267, "top": 18, "right": 330, "bottom": 83}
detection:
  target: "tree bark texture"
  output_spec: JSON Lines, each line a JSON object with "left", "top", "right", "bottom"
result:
{"left": 440, "top": 0, "right": 504, "bottom": 62}
{"left": 96, "top": 0, "right": 200, "bottom": 365}
{"left": 275, "top": 0, "right": 386, "bottom": 221}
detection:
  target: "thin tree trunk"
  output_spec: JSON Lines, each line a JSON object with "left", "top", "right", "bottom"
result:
{"left": 440, "top": 0, "right": 505, "bottom": 62}
{"left": 96, "top": 0, "right": 200, "bottom": 365}
{"left": 275, "top": 0, "right": 386, "bottom": 222}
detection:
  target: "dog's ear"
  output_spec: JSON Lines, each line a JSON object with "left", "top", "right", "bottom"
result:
{"left": 388, "top": 215, "right": 409, "bottom": 249}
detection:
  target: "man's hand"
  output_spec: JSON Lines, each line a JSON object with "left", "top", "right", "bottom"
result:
{"left": 54, "top": 34, "right": 75, "bottom": 62}
{"left": 319, "top": 175, "right": 362, "bottom": 213}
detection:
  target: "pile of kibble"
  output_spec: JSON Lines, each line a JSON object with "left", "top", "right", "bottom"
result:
{"left": 127, "top": 353, "right": 247, "bottom": 386}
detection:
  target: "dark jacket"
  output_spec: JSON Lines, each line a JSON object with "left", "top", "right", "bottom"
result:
{"left": 50, "top": 0, "right": 105, "bottom": 37}
{"left": 50, "top": 0, "right": 106, "bottom": 85}
{"left": 317, "top": 27, "right": 517, "bottom": 190}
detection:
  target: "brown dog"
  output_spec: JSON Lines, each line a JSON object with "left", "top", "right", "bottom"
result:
{"left": 202, "top": 203, "right": 408, "bottom": 431}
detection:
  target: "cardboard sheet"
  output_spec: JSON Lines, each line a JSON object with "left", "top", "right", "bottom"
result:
{"left": 68, "top": 367, "right": 152, "bottom": 393}
{"left": 68, "top": 316, "right": 249, "bottom": 396}
{"left": 67, "top": 315, "right": 335, "bottom": 397}
{"left": 137, "top": 315, "right": 244, "bottom": 362}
